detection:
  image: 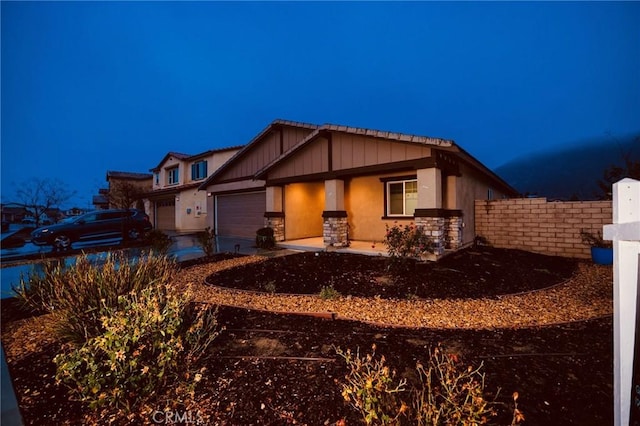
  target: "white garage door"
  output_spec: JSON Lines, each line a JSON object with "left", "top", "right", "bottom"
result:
{"left": 155, "top": 199, "right": 176, "bottom": 231}
{"left": 216, "top": 191, "right": 266, "bottom": 238}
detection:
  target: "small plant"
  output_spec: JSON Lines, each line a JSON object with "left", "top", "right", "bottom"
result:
{"left": 263, "top": 280, "right": 277, "bottom": 293}
{"left": 335, "top": 344, "right": 409, "bottom": 425}
{"left": 319, "top": 285, "right": 341, "bottom": 300}
{"left": 197, "top": 226, "right": 216, "bottom": 257}
{"left": 256, "top": 227, "right": 276, "bottom": 249}
{"left": 336, "top": 344, "right": 522, "bottom": 425}
{"left": 384, "top": 222, "right": 434, "bottom": 270}
{"left": 413, "top": 345, "right": 497, "bottom": 425}
{"left": 145, "top": 229, "right": 173, "bottom": 254}
{"left": 579, "top": 229, "right": 612, "bottom": 248}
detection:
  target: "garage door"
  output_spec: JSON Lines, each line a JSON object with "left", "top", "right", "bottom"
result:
{"left": 155, "top": 199, "right": 176, "bottom": 231}
{"left": 216, "top": 191, "right": 266, "bottom": 238}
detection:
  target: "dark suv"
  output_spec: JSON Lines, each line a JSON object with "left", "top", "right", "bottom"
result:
{"left": 31, "top": 209, "right": 152, "bottom": 250}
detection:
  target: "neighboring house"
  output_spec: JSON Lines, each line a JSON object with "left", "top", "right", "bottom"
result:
{"left": 200, "top": 119, "right": 518, "bottom": 257}
{"left": 93, "top": 189, "right": 109, "bottom": 210}
{"left": 0, "top": 203, "right": 28, "bottom": 223}
{"left": 147, "top": 147, "right": 241, "bottom": 233}
{"left": 106, "top": 170, "right": 153, "bottom": 210}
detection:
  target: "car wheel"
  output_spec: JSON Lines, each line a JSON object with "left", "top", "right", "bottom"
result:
{"left": 126, "top": 228, "right": 141, "bottom": 241}
{"left": 54, "top": 234, "right": 71, "bottom": 250}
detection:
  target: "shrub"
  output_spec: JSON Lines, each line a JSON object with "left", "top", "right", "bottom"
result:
{"left": 413, "top": 345, "right": 497, "bottom": 425}
{"left": 319, "top": 285, "right": 341, "bottom": 300}
{"left": 336, "top": 344, "right": 522, "bottom": 425}
{"left": 256, "top": 227, "right": 275, "bottom": 249}
{"left": 145, "top": 229, "right": 173, "bottom": 254}
{"left": 335, "top": 344, "right": 408, "bottom": 425}
{"left": 579, "top": 229, "right": 612, "bottom": 248}
{"left": 196, "top": 226, "right": 216, "bottom": 257}
{"left": 53, "top": 285, "right": 221, "bottom": 411}
{"left": 383, "top": 223, "right": 434, "bottom": 269}
{"left": 14, "top": 251, "right": 177, "bottom": 343}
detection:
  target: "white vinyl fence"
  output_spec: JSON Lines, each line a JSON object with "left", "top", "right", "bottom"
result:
{"left": 603, "top": 178, "right": 640, "bottom": 426}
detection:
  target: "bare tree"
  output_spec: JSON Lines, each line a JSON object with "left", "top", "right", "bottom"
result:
{"left": 106, "top": 180, "right": 146, "bottom": 210}
{"left": 15, "top": 178, "right": 76, "bottom": 227}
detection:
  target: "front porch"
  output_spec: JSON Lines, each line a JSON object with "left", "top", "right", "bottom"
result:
{"left": 278, "top": 237, "right": 388, "bottom": 257}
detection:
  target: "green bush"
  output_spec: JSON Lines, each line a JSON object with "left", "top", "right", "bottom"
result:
{"left": 256, "top": 227, "right": 275, "bottom": 249}
{"left": 14, "top": 251, "right": 177, "bottom": 343}
{"left": 54, "top": 285, "right": 221, "bottom": 411}
{"left": 144, "top": 229, "right": 173, "bottom": 254}
{"left": 196, "top": 226, "right": 216, "bottom": 257}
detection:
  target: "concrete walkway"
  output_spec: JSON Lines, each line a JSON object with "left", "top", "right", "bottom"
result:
{"left": 1, "top": 343, "right": 23, "bottom": 426}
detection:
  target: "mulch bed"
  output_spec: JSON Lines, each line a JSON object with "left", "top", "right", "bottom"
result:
{"left": 206, "top": 247, "right": 579, "bottom": 299}
{"left": 0, "top": 247, "right": 612, "bottom": 425}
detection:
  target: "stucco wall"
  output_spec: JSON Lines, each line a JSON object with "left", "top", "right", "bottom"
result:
{"left": 455, "top": 163, "right": 511, "bottom": 245}
{"left": 346, "top": 172, "right": 420, "bottom": 242}
{"left": 284, "top": 182, "right": 324, "bottom": 240}
{"left": 175, "top": 189, "right": 209, "bottom": 233}
{"left": 475, "top": 198, "right": 612, "bottom": 258}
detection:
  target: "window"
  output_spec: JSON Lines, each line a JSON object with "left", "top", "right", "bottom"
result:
{"left": 387, "top": 179, "right": 418, "bottom": 216}
{"left": 154, "top": 173, "right": 159, "bottom": 185}
{"left": 167, "top": 167, "right": 179, "bottom": 185}
{"left": 487, "top": 188, "right": 494, "bottom": 200}
{"left": 191, "top": 160, "right": 208, "bottom": 181}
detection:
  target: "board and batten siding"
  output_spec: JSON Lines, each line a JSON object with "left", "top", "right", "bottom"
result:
{"left": 215, "top": 126, "right": 314, "bottom": 181}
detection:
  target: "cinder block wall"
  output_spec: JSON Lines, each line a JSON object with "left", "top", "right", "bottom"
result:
{"left": 475, "top": 198, "right": 612, "bottom": 259}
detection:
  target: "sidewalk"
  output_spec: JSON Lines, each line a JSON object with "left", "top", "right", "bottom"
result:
{"left": 1, "top": 343, "right": 23, "bottom": 426}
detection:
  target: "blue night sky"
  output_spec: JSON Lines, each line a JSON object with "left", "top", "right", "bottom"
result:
{"left": 2, "top": 1, "right": 639, "bottom": 208}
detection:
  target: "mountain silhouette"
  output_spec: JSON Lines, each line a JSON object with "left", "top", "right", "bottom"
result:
{"left": 494, "top": 133, "right": 640, "bottom": 200}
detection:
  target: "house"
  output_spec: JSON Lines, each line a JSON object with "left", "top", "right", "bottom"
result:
{"left": 92, "top": 189, "right": 109, "bottom": 210}
{"left": 105, "top": 171, "right": 153, "bottom": 210}
{"left": 200, "top": 119, "right": 518, "bottom": 257}
{"left": 198, "top": 120, "right": 319, "bottom": 238}
{"left": 146, "top": 147, "right": 242, "bottom": 233}
{"left": 0, "top": 203, "right": 28, "bottom": 223}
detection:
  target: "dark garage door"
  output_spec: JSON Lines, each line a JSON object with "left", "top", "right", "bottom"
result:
{"left": 216, "top": 192, "right": 266, "bottom": 238}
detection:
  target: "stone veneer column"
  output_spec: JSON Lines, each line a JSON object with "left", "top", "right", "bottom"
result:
{"left": 445, "top": 215, "right": 463, "bottom": 249}
{"left": 414, "top": 216, "right": 446, "bottom": 256}
{"left": 322, "top": 211, "right": 349, "bottom": 247}
{"left": 414, "top": 209, "right": 463, "bottom": 257}
{"left": 264, "top": 213, "right": 285, "bottom": 241}
{"left": 264, "top": 186, "right": 285, "bottom": 241}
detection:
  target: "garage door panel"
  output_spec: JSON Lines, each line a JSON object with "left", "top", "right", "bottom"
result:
{"left": 216, "top": 192, "right": 265, "bottom": 238}
{"left": 156, "top": 199, "right": 176, "bottom": 231}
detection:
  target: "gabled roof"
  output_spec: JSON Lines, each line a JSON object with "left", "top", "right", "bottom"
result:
{"left": 197, "top": 119, "right": 319, "bottom": 190}
{"left": 150, "top": 147, "right": 245, "bottom": 172}
{"left": 187, "top": 145, "right": 244, "bottom": 162}
{"left": 254, "top": 123, "right": 454, "bottom": 179}
{"left": 150, "top": 152, "right": 192, "bottom": 172}
{"left": 253, "top": 122, "right": 517, "bottom": 196}
{"left": 106, "top": 170, "right": 153, "bottom": 181}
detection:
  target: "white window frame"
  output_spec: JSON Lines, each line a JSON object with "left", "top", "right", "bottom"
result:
{"left": 386, "top": 179, "right": 418, "bottom": 217}
{"left": 167, "top": 167, "right": 179, "bottom": 186}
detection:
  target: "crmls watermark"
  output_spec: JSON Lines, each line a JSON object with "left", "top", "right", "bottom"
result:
{"left": 152, "top": 410, "right": 205, "bottom": 424}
